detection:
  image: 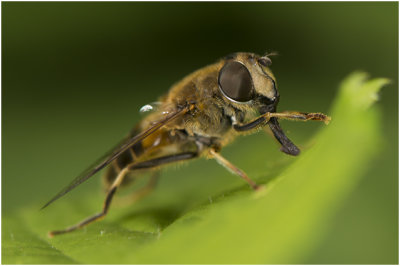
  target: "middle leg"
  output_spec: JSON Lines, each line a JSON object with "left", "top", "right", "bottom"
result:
{"left": 209, "top": 149, "right": 260, "bottom": 190}
{"left": 48, "top": 152, "right": 198, "bottom": 237}
{"left": 115, "top": 172, "right": 160, "bottom": 207}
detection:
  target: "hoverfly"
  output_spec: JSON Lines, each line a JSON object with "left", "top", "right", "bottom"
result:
{"left": 43, "top": 52, "right": 330, "bottom": 237}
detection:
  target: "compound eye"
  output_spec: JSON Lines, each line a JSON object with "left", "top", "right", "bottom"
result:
{"left": 218, "top": 61, "right": 253, "bottom": 103}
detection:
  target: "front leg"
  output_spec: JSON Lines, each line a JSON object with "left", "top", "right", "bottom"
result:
{"left": 265, "top": 111, "right": 331, "bottom": 124}
{"left": 232, "top": 111, "right": 330, "bottom": 156}
{"left": 233, "top": 111, "right": 331, "bottom": 132}
{"left": 233, "top": 116, "right": 268, "bottom": 132}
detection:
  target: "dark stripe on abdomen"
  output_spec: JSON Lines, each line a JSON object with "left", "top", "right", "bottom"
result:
{"left": 116, "top": 149, "right": 134, "bottom": 169}
{"left": 132, "top": 140, "right": 144, "bottom": 157}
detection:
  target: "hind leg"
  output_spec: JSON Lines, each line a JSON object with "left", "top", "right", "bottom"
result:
{"left": 48, "top": 152, "right": 197, "bottom": 237}
{"left": 115, "top": 172, "right": 160, "bottom": 207}
{"left": 48, "top": 166, "right": 133, "bottom": 237}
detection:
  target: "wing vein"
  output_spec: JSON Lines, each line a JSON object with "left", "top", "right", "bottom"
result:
{"left": 41, "top": 106, "right": 188, "bottom": 209}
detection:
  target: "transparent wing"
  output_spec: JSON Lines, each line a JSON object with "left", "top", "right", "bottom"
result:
{"left": 41, "top": 106, "right": 189, "bottom": 209}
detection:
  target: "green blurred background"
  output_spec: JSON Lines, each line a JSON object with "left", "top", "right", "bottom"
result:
{"left": 3, "top": 2, "right": 398, "bottom": 264}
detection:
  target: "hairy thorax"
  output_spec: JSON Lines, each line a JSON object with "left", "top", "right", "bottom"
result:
{"left": 163, "top": 63, "right": 234, "bottom": 140}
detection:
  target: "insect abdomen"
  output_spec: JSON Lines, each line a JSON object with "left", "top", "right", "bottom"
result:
{"left": 102, "top": 127, "right": 198, "bottom": 190}
{"left": 103, "top": 143, "right": 140, "bottom": 189}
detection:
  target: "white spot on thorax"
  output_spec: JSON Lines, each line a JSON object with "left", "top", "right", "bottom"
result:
{"left": 140, "top": 104, "right": 154, "bottom": 113}
{"left": 230, "top": 115, "right": 237, "bottom": 125}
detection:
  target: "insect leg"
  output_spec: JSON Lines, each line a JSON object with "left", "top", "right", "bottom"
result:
{"left": 48, "top": 166, "right": 133, "bottom": 237}
{"left": 116, "top": 172, "right": 160, "bottom": 206}
{"left": 209, "top": 149, "right": 260, "bottom": 190}
{"left": 117, "top": 152, "right": 197, "bottom": 204}
{"left": 266, "top": 111, "right": 331, "bottom": 124}
{"left": 233, "top": 111, "right": 330, "bottom": 132}
{"left": 129, "top": 152, "right": 197, "bottom": 170}
{"left": 48, "top": 152, "right": 198, "bottom": 237}
{"left": 233, "top": 112, "right": 330, "bottom": 156}
{"left": 233, "top": 116, "right": 267, "bottom": 132}
{"left": 128, "top": 173, "right": 159, "bottom": 203}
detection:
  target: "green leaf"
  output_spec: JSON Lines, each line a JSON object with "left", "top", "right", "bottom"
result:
{"left": 3, "top": 72, "right": 388, "bottom": 264}
{"left": 2, "top": 216, "right": 77, "bottom": 264}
